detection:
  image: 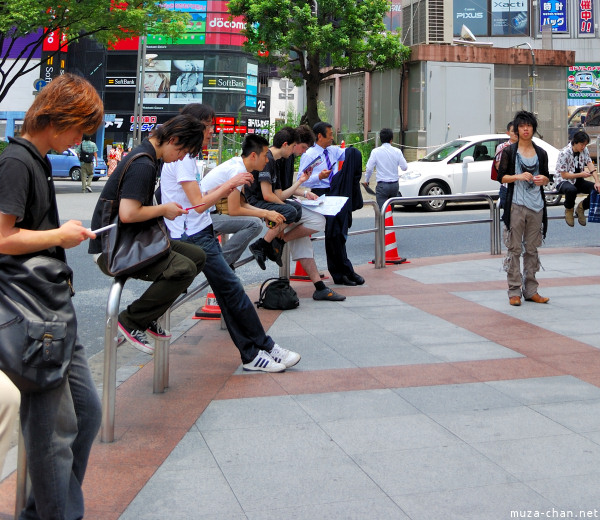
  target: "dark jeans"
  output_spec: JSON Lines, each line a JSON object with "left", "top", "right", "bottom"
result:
{"left": 253, "top": 199, "right": 302, "bottom": 224}
{"left": 180, "top": 226, "right": 274, "bottom": 363}
{"left": 98, "top": 239, "right": 206, "bottom": 330}
{"left": 19, "top": 342, "right": 102, "bottom": 520}
{"left": 558, "top": 178, "right": 595, "bottom": 210}
{"left": 375, "top": 181, "right": 400, "bottom": 209}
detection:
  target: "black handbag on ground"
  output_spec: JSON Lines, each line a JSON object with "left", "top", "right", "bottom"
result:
{"left": 255, "top": 277, "right": 299, "bottom": 310}
{"left": 100, "top": 152, "right": 171, "bottom": 277}
{"left": 0, "top": 254, "right": 77, "bottom": 393}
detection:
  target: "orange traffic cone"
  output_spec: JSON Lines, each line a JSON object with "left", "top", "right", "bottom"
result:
{"left": 371, "top": 205, "right": 408, "bottom": 265}
{"left": 194, "top": 292, "right": 221, "bottom": 320}
{"left": 290, "top": 260, "right": 311, "bottom": 281}
{"left": 338, "top": 140, "right": 345, "bottom": 170}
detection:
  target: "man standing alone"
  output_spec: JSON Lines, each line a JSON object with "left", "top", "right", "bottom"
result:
{"left": 77, "top": 134, "right": 97, "bottom": 193}
{"left": 364, "top": 128, "right": 408, "bottom": 209}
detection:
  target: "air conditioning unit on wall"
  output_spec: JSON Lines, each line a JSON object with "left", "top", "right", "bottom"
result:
{"left": 402, "top": 0, "right": 453, "bottom": 45}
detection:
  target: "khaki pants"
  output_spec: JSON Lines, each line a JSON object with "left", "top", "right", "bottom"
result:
{"left": 503, "top": 203, "right": 543, "bottom": 299}
{"left": 0, "top": 371, "right": 20, "bottom": 472}
{"left": 80, "top": 162, "right": 94, "bottom": 191}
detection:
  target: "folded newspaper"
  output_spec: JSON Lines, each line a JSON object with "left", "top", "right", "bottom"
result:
{"left": 290, "top": 195, "right": 348, "bottom": 216}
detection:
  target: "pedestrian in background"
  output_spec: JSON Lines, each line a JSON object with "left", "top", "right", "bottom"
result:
{"left": 554, "top": 130, "right": 600, "bottom": 227}
{"left": 76, "top": 134, "right": 97, "bottom": 193}
{"left": 363, "top": 128, "right": 408, "bottom": 209}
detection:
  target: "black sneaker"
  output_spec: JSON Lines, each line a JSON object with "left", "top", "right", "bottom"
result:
{"left": 249, "top": 240, "right": 267, "bottom": 270}
{"left": 118, "top": 322, "right": 154, "bottom": 355}
{"left": 146, "top": 320, "right": 171, "bottom": 339}
{"left": 267, "top": 237, "right": 285, "bottom": 267}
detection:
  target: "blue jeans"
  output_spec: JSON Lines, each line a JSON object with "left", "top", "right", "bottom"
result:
{"left": 180, "top": 226, "right": 274, "bottom": 363}
{"left": 19, "top": 342, "right": 102, "bottom": 520}
{"left": 210, "top": 213, "right": 262, "bottom": 266}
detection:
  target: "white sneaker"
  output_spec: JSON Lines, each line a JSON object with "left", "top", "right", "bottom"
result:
{"left": 243, "top": 350, "right": 286, "bottom": 373}
{"left": 269, "top": 344, "right": 301, "bottom": 368}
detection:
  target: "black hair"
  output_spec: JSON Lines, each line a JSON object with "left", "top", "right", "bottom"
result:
{"left": 572, "top": 130, "right": 590, "bottom": 146}
{"left": 312, "top": 121, "right": 332, "bottom": 140}
{"left": 272, "top": 127, "right": 298, "bottom": 148}
{"left": 379, "top": 128, "right": 393, "bottom": 144}
{"left": 295, "top": 125, "right": 315, "bottom": 146}
{"left": 506, "top": 121, "right": 514, "bottom": 132}
{"left": 150, "top": 114, "right": 205, "bottom": 157}
{"left": 241, "top": 134, "right": 269, "bottom": 157}
{"left": 180, "top": 103, "right": 215, "bottom": 123}
{"left": 513, "top": 110, "right": 537, "bottom": 135}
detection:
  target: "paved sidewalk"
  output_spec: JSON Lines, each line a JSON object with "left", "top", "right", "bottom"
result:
{"left": 3, "top": 247, "right": 600, "bottom": 519}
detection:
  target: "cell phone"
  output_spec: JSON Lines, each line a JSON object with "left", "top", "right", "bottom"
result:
{"left": 266, "top": 220, "right": 277, "bottom": 228}
{"left": 185, "top": 203, "right": 206, "bottom": 211}
{"left": 88, "top": 224, "right": 116, "bottom": 235}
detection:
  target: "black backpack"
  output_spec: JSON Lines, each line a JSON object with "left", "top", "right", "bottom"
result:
{"left": 80, "top": 147, "right": 94, "bottom": 163}
{"left": 255, "top": 277, "right": 299, "bottom": 310}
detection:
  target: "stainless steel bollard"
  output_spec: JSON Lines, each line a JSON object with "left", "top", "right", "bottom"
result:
{"left": 101, "top": 278, "right": 125, "bottom": 443}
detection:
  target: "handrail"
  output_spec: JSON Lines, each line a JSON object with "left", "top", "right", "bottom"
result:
{"left": 306, "top": 200, "right": 383, "bottom": 266}
{"left": 378, "top": 194, "right": 499, "bottom": 268}
{"left": 100, "top": 199, "right": 381, "bottom": 442}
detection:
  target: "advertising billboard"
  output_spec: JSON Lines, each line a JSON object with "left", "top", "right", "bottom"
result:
{"left": 454, "top": 0, "right": 487, "bottom": 36}
{"left": 568, "top": 64, "right": 600, "bottom": 101}
{"left": 540, "top": 0, "right": 568, "bottom": 33}
{"left": 491, "top": 0, "right": 529, "bottom": 35}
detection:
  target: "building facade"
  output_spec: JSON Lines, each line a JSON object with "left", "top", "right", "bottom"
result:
{"left": 320, "top": 0, "right": 596, "bottom": 158}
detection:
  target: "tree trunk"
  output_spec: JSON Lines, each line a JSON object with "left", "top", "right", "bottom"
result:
{"left": 303, "top": 53, "right": 322, "bottom": 128}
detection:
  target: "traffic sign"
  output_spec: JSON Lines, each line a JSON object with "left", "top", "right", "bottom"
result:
{"left": 33, "top": 78, "right": 47, "bottom": 91}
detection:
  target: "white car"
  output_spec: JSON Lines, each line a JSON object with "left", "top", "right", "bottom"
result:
{"left": 397, "top": 134, "right": 561, "bottom": 211}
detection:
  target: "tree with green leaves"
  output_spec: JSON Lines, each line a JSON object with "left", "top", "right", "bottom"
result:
{"left": 0, "top": 0, "right": 189, "bottom": 103}
{"left": 228, "top": 0, "right": 410, "bottom": 127}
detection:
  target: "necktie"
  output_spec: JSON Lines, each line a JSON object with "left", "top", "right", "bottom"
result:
{"left": 323, "top": 148, "right": 333, "bottom": 170}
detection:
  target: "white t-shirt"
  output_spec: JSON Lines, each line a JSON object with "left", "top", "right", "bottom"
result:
{"left": 200, "top": 156, "right": 247, "bottom": 194}
{"left": 161, "top": 155, "right": 211, "bottom": 239}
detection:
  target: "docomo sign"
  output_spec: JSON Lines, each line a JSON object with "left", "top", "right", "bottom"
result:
{"left": 206, "top": 14, "right": 247, "bottom": 33}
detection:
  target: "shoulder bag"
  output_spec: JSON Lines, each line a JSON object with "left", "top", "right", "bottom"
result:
{"left": 0, "top": 255, "right": 77, "bottom": 393}
{"left": 100, "top": 152, "right": 171, "bottom": 277}
{"left": 589, "top": 190, "right": 600, "bottom": 223}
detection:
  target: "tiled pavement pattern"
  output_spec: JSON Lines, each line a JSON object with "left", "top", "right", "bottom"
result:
{"left": 2, "top": 247, "right": 600, "bottom": 519}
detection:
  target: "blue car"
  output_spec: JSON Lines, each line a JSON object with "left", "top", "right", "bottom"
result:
{"left": 47, "top": 148, "right": 107, "bottom": 181}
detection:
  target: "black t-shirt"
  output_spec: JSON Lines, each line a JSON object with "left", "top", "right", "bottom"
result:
{"left": 244, "top": 149, "right": 281, "bottom": 205}
{"left": 88, "top": 139, "right": 158, "bottom": 254}
{"left": 0, "top": 136, "right": 65, "bottom": 261}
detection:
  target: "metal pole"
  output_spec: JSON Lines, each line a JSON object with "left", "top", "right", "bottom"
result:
{"left": 132, "top": 36, "right": 147, "bottom": 146}
{"left": 218, "top": 130, "right": 223, "bottom": 165}
{"left": 101, "top": 278, "right": 125, "bottom": 443}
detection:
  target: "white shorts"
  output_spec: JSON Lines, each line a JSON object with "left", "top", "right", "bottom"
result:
{"left": 285, "top": 207, "right": 325, "bottom": 261}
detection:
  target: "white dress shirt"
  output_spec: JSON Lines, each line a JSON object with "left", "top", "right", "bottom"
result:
{"left": 364, "top": 143, "right": 408, "bottom": 183}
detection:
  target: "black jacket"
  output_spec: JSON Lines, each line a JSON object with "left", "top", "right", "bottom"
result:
{"left": 498, "top": 141, "right": 549, "bottom": 238}
{"left": 326, "top": 146, "right": 363, "bottom": 234}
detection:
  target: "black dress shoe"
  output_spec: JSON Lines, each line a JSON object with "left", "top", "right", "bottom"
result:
{"left": 338, "top": 275, "right": 357, "bottom": 286}
{"left": 350, "top": 273, "right": 365, "bottom": 285}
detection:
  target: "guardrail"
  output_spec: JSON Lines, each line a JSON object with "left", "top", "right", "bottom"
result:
{"left": 378, "top": 194, "right": 500, "bottom": 268}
